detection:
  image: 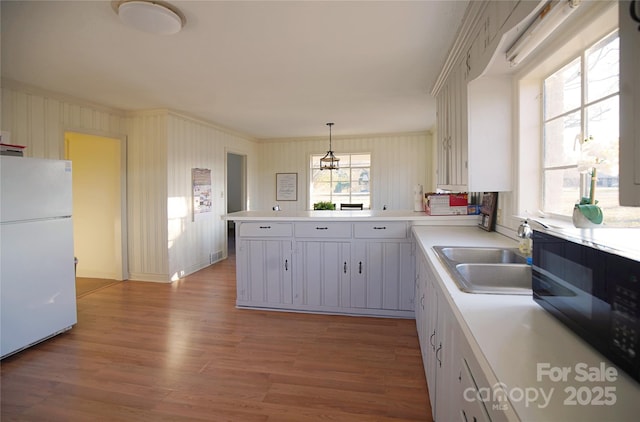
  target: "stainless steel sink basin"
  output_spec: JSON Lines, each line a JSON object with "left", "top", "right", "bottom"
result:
{"left": 433, "top": 246, "right": 532, "bottom": 295}
{"left": 437, "top": 247, "right": 526, "bottom": 264}
{"left": 455, "top": 263, "right": 532, "bottom": 294}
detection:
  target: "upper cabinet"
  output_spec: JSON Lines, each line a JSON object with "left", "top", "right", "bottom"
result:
{"left": 433, "top": 0, "right": 540, "bottom": 192}
{"left": 619, "top": 1, "right": 640, "bottom": 206}
{"left": 436, "top": 64, "right": 468, "bottom": 189}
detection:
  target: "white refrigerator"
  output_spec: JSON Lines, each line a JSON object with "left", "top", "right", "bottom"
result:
{"left": 1, "top": 156, "right": 77, "bottom": 358}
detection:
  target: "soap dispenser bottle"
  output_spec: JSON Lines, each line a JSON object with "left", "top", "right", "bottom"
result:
{"left": 517, "top": 220, "right": 533, "bottom": 259}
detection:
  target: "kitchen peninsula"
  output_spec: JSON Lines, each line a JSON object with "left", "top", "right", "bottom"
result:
{"left": 224, "top": 210, "right": 477, "bottom": 317}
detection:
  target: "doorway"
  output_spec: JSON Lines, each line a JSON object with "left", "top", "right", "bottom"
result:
{"left": 226, "top": 152, "right": 246, "bottom": 256}
{"left": 65, "top": 132, "right": 128, "bottom": 288}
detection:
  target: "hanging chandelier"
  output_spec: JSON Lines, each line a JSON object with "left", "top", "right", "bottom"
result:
{"left": 320, "top": 122, "right": 339, "bottom": 170}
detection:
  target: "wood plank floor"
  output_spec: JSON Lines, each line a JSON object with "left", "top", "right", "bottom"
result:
{"left": 1, "top": 252, "right": 432, "bottom": 421}
{"left": 75, "top": 277, "right": 121, "bottom": 298}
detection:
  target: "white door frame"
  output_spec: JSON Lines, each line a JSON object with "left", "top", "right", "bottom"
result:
{"left": 64, "top": 129, "right": 129, "bottom": 281}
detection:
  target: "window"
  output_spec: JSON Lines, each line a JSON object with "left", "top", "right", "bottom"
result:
{"left": 310, "top": 153, "right": 370, "bottom": 209}
{"left": 542, "top": 30, "right": 634, "bottom": 225}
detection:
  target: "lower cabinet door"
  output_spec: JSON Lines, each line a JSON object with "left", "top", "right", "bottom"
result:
{"left": 295, "top": 241, "right": 350, "bottom": 307}
{"left": 352, "top": 241, "right": 415, "bottom": 310}
{"left": 459, "top": 358, "right": 492, "bottom": 422}
{"left": 237, "top": 239, "right": 293, "bottom": 305}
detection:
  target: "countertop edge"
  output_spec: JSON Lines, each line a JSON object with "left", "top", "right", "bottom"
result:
{"left": 224, "top": 210, "right": 480, "bottom": 224}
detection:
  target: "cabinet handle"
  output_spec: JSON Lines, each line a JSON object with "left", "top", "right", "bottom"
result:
{"left": 373, "top": 226, "right": 386, "bottom": 230}
{"left": 344, "top": 262, "right": 347, "bottom": 274}
{"left": 436, "top": 343, "right": 442, "bottom": 367}
{"left": 359, "top": 261, "right": 363, "bottom": 274}
{"left": 284, "top": 259, "right": 288, "bottom": 271}
{"left": 315, "top": 227, "right": 328, "bottom": 230}
{"left": 429, "top": 330, "right": 436, "bottom": 350}
{"left": 421, "top": 294, "right": 425, "bottom": 309}
{"left": 630, "top": 0, "right": 640, "bottom": 30}
{"left": 259, "top": 226, "right": 271, "bottom": 229}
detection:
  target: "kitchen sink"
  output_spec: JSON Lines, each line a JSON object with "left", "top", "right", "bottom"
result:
{"left": 433, "top": 246, "right": 532, "bottom": 295}
{"left": 436, "top": 247, "right": 526, "bottom": 264}
{"left": 455, "top": 263, "right": 532, "bottom": 294}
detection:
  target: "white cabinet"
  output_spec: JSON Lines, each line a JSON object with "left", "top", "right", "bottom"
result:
{"left": 351, "top": 240, "right": 414, "bottom": 311}
{"left": 434, "top": 0, "right": 535, "bottom": 192}
{"left": 435, "top": 296, "right": 462, "bottom": 422}
{"left": 236, "top": 222, "right": 294, "bottom": 307}
{"left": 436, "top": 65, "right": 468, "bottom": 190}
{"left": 295, "top": 222, "right": 352, "bottom": 238}
{"left": 459, "top": 358, "right": 492, "bottom": 422}
{"left": 619, "top": 0, "right": 640, "bottom": 206}
{"left": 465, "top": 1, "right": 520, "bottom": 83}
{"left": 415, "top": 243, "right": 518, "bottom": 422}
{"left": 419, "top": 255, "right": 464, "bottom": 422}
{"left": 352, "top": 222, "right": 414, "bottom": 311}
{"left": 295, "top": 240, "right": 350, "bottom": 308}
{"left": 236, "top": 238, "right": 293, "bottom": 306}
{"left": 235, "top": 220, "right": 414, "bottom": 317}
{"left": 466, "top": 76, "right": 513, "bottom": 192}
{"left": 437, "top": 53, "right": 514, "bottom": 192}
{"left": 415, "top": 252, "right": 429, "bottom": 374}
{"left": 239, "top": 222, "right": 293, "bottom": 237}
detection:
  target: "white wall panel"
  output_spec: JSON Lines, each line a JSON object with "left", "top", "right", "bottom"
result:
{"left": 255, "top": 132, "right": 432, "bottom": 211}
{"left": 1, "top": 83, "right": 127, "bottom": 158}
{"left": 166, "top": 112, "right": 258, "bottom": 280}
{"left": 126, "top": 111, "right": 170, "bottom": 281}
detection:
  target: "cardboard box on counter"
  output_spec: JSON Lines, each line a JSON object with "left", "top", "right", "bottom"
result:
{"left": 425, "top": 205, "right": 469, "bottom": 215}
{"left": 425, "top": 192, "right": 468, "bottom": 206}
{"left": 424, "top": 193, "right": 469, "bottom": 215}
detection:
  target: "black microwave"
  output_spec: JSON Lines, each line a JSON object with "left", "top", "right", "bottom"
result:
{"left": 532, "top": 230, "right": 640, "bottom": 383}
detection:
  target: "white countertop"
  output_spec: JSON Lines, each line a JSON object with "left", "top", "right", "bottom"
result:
{"left": 412, "top": 226, "right": 640, "bottom": 422}
{"left": 224, "top": 209, "right": 479, "bottom": 224}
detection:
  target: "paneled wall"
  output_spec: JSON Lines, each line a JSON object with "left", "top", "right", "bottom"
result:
{"left": 255, "top": 132, "right": 432, "bottom": 211}
{"left": 166, "top": 112, "right": 257, "bottom": 281}
{"left": 126, "top": 111, "right": 170, "bottom": 281}
{"left": 1, "top": 81, "right": 126, "bottom": 157}
{"left": 1, "top": 82, "right": 258, "bottom": 283}
{"left": 1, "top": 81, "right": 431, "bottom": 283}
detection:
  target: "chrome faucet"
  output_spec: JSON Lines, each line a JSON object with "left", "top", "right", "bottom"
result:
{"left": 517, "top": 219, "right": 534, "bottom": 258}
{"left": 517, "top": 220, "right": 532, "bottom": 239}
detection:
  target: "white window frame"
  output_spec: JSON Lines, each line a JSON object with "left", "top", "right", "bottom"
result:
{"left": 309, "top": 152, "right": 371, "bottom": 210}
{"left": 541, "top": 30, "right": 619, "bottom": 219}
{"left": 515, "top": 2, "right": 622, "bottom": 226}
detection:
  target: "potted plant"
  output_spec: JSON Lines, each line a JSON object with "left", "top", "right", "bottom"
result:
{"left": 313, "top": 201, "right": 336, "bottom": 210}
{"left": 573, "top": 136, "right": 603, "bottom": 228}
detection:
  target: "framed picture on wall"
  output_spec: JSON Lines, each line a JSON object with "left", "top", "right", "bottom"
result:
{"left": 192, "top": 168, "right": 212, "bottom": 221}
{"left": 276, "top": 173, "right": 297, "bottom": 201}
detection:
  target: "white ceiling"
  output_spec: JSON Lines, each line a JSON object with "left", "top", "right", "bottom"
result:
{"left": 1, "top": 0, "right": 469, "bottom": 139}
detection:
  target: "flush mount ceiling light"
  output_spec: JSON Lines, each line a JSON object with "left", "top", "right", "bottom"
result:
{"left": 320, "top": 123, "right": 340, "bottom": 171}
{"left": 116, "top": 1, "right": 184, "bottom": 35}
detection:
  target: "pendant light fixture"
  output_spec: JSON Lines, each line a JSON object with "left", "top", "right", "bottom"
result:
{"left": 320, "top": 122, "right": 339, "bottom": 171}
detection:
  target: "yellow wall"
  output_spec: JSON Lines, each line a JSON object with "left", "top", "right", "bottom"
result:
{"left": 65, "top": 132, "right": 122, "bottom": 280}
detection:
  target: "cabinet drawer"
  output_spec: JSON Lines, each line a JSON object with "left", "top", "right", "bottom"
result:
{"left": 353, "top": 222, "right": 407, "bottom": 239}
{"left": 238, "top": 222, "right": 292, "bottom": 237}
{"left": 295, "top": 222, "right": 352, "bottom": 238}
